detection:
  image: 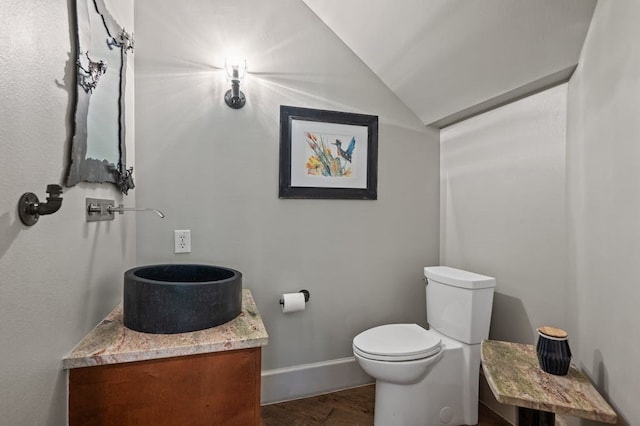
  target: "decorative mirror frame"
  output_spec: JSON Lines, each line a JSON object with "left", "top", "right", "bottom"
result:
{"left": 66, "top": 0, "right": 135, "bottom": 194}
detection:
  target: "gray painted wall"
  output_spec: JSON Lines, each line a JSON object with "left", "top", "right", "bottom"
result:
{"left": 440, "top": 84, "right": 568, "bottom": 424}
{"left": 442, "top": 1, "right": 640, "bottom": 422}
{"left": 0, "top": 0, "right": 135, "bottom": 424}
{"left": 566, "top": 1, "right": 640, "bottom": 424}
{"left": 440, "top": 84, "right": 568, "bottom": 345}
{"left": 134, "top": 0, "right": 440, "bottom": 372}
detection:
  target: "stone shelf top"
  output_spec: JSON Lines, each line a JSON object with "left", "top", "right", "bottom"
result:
{"left": 481, "top": 340, "right": 617, "bottom": 424}
{"left": 63, "top": 289, "right": 268, "bottom": 369}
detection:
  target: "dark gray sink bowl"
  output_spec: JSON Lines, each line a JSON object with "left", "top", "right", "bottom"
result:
{"left": 123, "top": 264, "right": 242, "bottom": 334}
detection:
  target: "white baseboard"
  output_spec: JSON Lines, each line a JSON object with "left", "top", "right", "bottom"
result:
{"left": 261, "top": 356, "right": 373, "bottom": 405}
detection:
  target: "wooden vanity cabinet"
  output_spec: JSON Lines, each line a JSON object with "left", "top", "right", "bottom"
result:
{"left": 69, "top": 347, "right": 261, "bottom": 425}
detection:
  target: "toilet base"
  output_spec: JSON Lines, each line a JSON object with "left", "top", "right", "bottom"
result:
{"left": 371, "top": 336, "right": 480, "bottom": 426}
{"left": 374, "top": 380, "right": 462, "bottom": 426}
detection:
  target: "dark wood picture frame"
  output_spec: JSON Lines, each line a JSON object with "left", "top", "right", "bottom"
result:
{"left": 279, "top": 105, "right": 378, "bottom": 200}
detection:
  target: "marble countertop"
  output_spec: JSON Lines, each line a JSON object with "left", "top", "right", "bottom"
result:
{"left": 481, "top": 340, "right": 617, "bottom": 424}
{"left": 63, "top": 289, "right": 268, "bottom": 369}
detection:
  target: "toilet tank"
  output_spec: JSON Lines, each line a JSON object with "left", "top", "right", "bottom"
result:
{"left": 424, "top": 266, "right": 496, "bottom": 344}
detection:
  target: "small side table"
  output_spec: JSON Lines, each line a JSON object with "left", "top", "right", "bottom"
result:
{"left": 481, "top": 340, "right": 617, "bottom": 426}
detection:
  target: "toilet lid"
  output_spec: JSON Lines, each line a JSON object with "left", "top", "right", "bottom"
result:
{"left": 353, "top": 324, "right": 442, "bottom": 361}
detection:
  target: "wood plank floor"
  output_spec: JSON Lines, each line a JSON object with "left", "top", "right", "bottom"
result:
{"left": 261, "top": 384, "right": 510, "bottom": 425}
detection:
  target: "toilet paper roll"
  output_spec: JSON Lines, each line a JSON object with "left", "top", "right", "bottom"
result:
{"left": 281, "top": 292, "right": 306, "bottom": 313}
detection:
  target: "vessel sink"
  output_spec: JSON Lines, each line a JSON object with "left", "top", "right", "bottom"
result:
{"left": 123, "top": 264, "right": 242, "bottom": 334}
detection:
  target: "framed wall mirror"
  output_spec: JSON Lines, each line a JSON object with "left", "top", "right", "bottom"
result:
{"left": 66, "top": 0, "right": 135, "bottom": 194}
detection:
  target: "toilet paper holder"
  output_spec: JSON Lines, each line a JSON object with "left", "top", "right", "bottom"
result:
{"left": 279, "top": 289, "right": 310, "bottom": 306}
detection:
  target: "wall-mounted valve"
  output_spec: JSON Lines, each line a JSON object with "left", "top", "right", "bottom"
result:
{"left": 18, "top": 184, "right": 64, "bottom": 226}
{"left": 86, "top": 198, "right": 165, "bottom": 222}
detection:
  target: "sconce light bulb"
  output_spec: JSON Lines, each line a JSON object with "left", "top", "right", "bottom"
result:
{"left": 224, "top": 57, "right": 247, "bottom": 81}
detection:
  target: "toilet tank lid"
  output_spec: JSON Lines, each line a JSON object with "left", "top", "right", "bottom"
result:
{"left": 424, "top": 266, "right": 495, "bottom": 289}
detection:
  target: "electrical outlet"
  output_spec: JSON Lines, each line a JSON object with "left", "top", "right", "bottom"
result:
{"left": 174, "top": 230, "right": 191, "bottom": 253}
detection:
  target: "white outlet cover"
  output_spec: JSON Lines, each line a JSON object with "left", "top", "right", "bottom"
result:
{"left": 174, "top": 229, "right": 191, "bottom": 253}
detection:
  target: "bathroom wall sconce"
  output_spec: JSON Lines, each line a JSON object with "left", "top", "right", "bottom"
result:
{"left": 224, "top": 57, "right": 247, "bottom": 109}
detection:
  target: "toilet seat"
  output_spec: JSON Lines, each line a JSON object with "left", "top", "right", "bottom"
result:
{"left": 353, "top": 324, "right": 442, "bottom": 362}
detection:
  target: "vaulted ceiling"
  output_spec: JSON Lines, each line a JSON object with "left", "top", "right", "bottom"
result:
{"left": 303, "top": 0, "right": 597, "bottom": 127}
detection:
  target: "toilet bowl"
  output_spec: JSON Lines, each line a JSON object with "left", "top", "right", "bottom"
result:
{"left": 353, "top": 266, "right": 496, "bottom": 426}
{"left": 353, "top": 324, "right": 443, "bottom": 384}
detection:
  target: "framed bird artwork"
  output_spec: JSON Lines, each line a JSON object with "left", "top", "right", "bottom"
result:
{"left": 279, "top": 105, "right": 378, "bottom": 199}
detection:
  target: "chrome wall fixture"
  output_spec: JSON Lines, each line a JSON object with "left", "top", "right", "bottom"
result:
{"left": 86, "top": 198, "right": 165, "bottom": 222}
{"left": 224, "top": 57, "right": 247, "bottom": 109}
{"left": 18, "top": 184, "right": 64, "bottom": 226}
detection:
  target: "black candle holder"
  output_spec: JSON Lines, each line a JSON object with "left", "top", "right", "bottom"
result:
{"left": 536, "top": 326, "right": 572, "bottom": 376}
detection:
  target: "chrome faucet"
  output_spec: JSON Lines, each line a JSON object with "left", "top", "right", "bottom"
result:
{"left": 108, "top": 205, "right": 165, "bottom": 218}
{"left": 86, "top": 198, "right": 165, "bottom": 221}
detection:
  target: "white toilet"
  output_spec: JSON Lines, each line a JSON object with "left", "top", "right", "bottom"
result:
{"left": 353, "top": 266, "right": 496, "bottom": 425}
